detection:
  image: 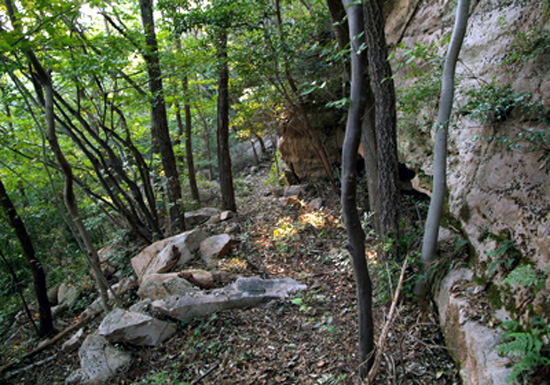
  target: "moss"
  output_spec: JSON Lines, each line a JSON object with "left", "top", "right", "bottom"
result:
{"left": 487, "top": 283, "right": 504, "bottom": 309}
{"left": 459, "top": 201, "right": 471, "bottom": 223}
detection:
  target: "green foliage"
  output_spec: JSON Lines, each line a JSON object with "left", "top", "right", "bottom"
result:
{"left": 504, "top": 27, "right": 550, "bottom": 65}
{"left": 132, "top": 370, "right": 190, "bottom": 385}
{"left": 461, "top": 81, "right": 549, "bottom": 125}
{"left": 502, "top": 265, "right": 545, "bottom": 290}
{"left": 496, "top": 317, "right": 550, "bottom": 383}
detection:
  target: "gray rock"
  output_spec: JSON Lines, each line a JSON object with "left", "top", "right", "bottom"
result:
{"left": 309, "top": 198, "right": 323, "bottom": 210}
{"left": 132, "top": 229, "right": 207, "bottom": 280}
{"left": 137, "top": 273, "right": 196, "bottom": 300}
{"left": 436, "top": 268, "right": 512, "bottom": 385}
{"left": 62, "top": 329, "right": 84, "bottom": 352}
{"left": 98, "top": 308, "right": 176, "bottom": 347}
{"left": 185, "top": 207, "right": 221, "bottom": 227}
{"left": 152, "top": 277, "right": 306, "bottom": 322}
{"left": 200, "top": 234, "right": 233, "bottom": 265}
{"left": 72, "top": 333, "right": 132, "bottom": 384}
{"left": 48, "top": 285, "right": 59, "bottom": 306}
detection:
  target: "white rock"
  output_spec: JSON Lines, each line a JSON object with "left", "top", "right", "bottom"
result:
{"left": 137, "top": 273, "right": 196, "bottom": 300}
{"left": 98, "top": 308, "right": 176, "bottom": 347}
{"left": 200, "top": 234, "right": 233, "bottom": 265}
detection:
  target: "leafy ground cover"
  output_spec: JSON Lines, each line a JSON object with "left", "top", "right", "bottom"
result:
{"left": 0, "top": 158, "right": 460, "bottom": 384}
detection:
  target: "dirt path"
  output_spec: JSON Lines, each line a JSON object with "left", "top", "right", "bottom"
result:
{"left": 2, "top": 161, "right": 460, "bottom": 384}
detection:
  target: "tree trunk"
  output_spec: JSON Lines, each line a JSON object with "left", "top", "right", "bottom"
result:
{"left": 363, "top": 0, "right": 400, "bottom": 246}
{"left": 0, "top": 177, "right": 54, "bottom": 338}
{"left": 341, "top": 0, "right": 375, "bottom": 378}
{"left": 139, "top": 0, "right": 186, "bottom": 233}
{"left": 216, "top": 27, "right": 237, "bottom": 212}
{"left": 196, "top": 103, "right": 215, "bottom": 181}
{"left": 183, "top": 77, "right": 201, "bottom": 205}
{"left": 416, "top": 0, "right": 470, "bottom": 299}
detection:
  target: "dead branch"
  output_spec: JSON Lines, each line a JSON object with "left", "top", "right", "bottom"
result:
{"left": 364, "top": 256, "right": 408, "bottom": 385}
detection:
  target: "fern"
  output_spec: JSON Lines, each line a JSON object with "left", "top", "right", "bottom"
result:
{"left": 502, "top": 265, "right": 544, "bottom": 289}
{"left": 496, "top": 317, "right": 550, "bottom": 383}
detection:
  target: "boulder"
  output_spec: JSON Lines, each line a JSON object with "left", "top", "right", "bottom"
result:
{"left": 309, "top": 198, "right": 323, "bottom": 210}
{"left": 200, "top": 234, "right": 233, "bottom": 265}
{"left": 66, "top": 333, "right": 132, "bottom": 384}
{"left": 435, "top": 268, "right": 513, "bottom": 385}
{"left": 185, "top": 207, "right": 221, "bottom": 227}
{"left": 152, "top": 277, "right": 306, "bottom": 322}
{"left": 131, "top": 229, "right": 207, "bottom": 279}
{"left": 98, "top": 308, "right": 176, "bottom": 347}
{"left": 47, "top": 285, "right": 59, "bottom": 306}
{"left": 137, "top": 273, "right": 196, "bottom": 300}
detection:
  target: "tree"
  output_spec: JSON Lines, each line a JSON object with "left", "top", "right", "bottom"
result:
{"left": 363, "top": 0, "right": 400, "bottom": 246}
{"left": 0, "top": 175, "right": 54, "bottom": 338}
{"left": 340, "top": 0, "right": 374, "bottom": 378}
{"left": 139, "top": 0, "right": 186, "bottom": 232}
{"left": 3, "top": 0, "right": 112, "bottom": 312}
{"left": 416, "top": 0, "right": 471, "bottom": 299}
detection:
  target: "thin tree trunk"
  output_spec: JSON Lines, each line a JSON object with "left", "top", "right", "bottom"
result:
{"left": 139, "top": 0, "right": 186, "bottom": 233}
{"left": 196, "top": 103, "right": 214, "bottom": 180}
{"left": 216, "top": 27, "right": 237, "bottom": 212}
{"left": 183, "top": 76, "right": 201, "bottom": 205}
{"left": 0, "top": 179, "right": 53, "bottom": 338}
{"left": 341, "top": 0, "right": 374, "bottom": 378}
{"left": 416, "top": 0, "right": 470, "bottom": 299}
{"left": 364, "top": 0, "right": 400, "bottom": 246}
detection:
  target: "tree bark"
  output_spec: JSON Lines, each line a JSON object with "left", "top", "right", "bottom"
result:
{"left": 416, "top": 0, "right": 470, "bottom": 299}
{"left": 216, "top": 27, "right": 237, "bottom": 212}
{"left": 364, "top": 0, "right": 400, "bottom": 246}
{"left": 183, "top": 77, "right": 201, "bottom": 205}
{"left": 341, "top": 0, "right": 375, "bottom": 378}
{"left": 0, "top": 177, "right": 54, "bottom": 338}
{"left": 139, "top": 0, "right": 186, "bottom": 233}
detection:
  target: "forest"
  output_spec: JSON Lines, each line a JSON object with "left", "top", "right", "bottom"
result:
{"left": 1, "top": 0, "right": 549, "bottom": 384}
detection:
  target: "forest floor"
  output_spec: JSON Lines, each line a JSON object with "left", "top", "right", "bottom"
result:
{"left": 1, "top": 155, "right": 462, "bottom": 385}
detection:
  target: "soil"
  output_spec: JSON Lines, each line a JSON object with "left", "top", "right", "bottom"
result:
{"left": 0, "top": 157, "right": 461, "bottom": 385}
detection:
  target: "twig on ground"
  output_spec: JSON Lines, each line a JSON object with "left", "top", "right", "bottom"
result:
{"left": 190, "top": 364, "right": 219, "bottom": 385}
{"left": 4, "top": 353, "right": 58, "bottom": 378}
{"left": 364, "top": 256, "right": 409, "bottom": 385}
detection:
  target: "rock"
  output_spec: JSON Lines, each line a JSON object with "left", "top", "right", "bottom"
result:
{"left": 200, "top": 234, "right": 233, "bottom": 265}
{"left": 131, "top": 229, "right": 207, "bottom": 279}
{"left": 435, "top": 268, "right": 513, "bottom": 385}
{"left": 178, "top": 269, "right": 214, "bottom": 288}
{"left": 137, "top": 273, "right": 196, "bottom": 300}
{"left": 57, "top": 283, "right": 70, "bottom": 304}
{"left": 70, "top": 333, "right": 132, "bottom": 384}
{"left": 57, "top": 284, "right": 79, "bottom": 310}
{"left": 98, "top": 308, "right": 176, "bottom": 347}
{"left": 48, "top": 285, "right": 59, "bottom": 306}
{"left": 111, "top": 276, "right": 138, "bottom": 297}
{"left": 309, "top": 198, "right": 323, "bottom": 210}
{"left": 220, "top": 210, "right": 235, "bottom": 221}
{"left": 206, "top": 214, "right": 221, "bottom": 225}
{"left": 284, "top": 185, "right": 306, "bottom": 198}
{"left": 62, "top": 328, "right": 84, "bottom": 352}
{"left": 152, "top": 277, "right": 306, "bottom": 322}
{"left": 185, "top": 207, "right": 221, "bottom": 227}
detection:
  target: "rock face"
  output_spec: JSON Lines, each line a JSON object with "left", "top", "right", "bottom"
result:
{"left": 131, "top": 229, "right": 207, "bottom": 280}
{"left": 66, "top": 333, "right": 132, "bottom": 384}
{"left": 435, "top": 268, "right": 513, "bottom": 385}
{"left": 98, "top": 308, "right": 176, "bottom": 347}
{"left": 152, "top": 277, "right": 306, "bottom": 323}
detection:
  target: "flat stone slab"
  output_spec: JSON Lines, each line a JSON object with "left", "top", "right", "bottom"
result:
{"left": 152, "top": 277, "right": 306, "bottom": 322}
{"left": 98, "top": 308, "right": 176, "bottom": 347}
{"left": 200, "top": 234, "right": 233, "bottom": 265}
{"left": 185, "top": 207, "right": 221, "bottom": 227}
